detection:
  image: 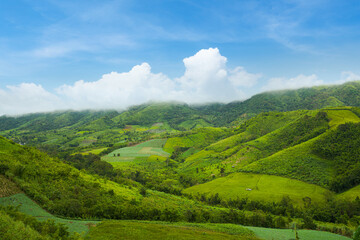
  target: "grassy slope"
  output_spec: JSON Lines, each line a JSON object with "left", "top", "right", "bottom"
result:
{"left": 0, "top": 136, "right": 258, "bottom": 225}
{"left": 184, "top": 172, "right": 331, "bottom": 205}
{"left": 182, "top": 108, "right": 360, "bottom": 206}
{"left": 178, "top": 110, "right": 318, "bottom": 180}
{"left": 164, "top": 127, "right": 229, "bottom": 153}
{"left": 85, "top": 221, "right": 259, "bottom": 240}
{"left": 85, "top": 220, "right": 350, "bottom": 240}
{"left": 0, "top": 193, "right": 98, "bottom": 235}
{"left": 102, "top": 139, "right": 169, "bottom": 163}
{"left": 241, "top": 108, "right": 360, "bottom": 188}
{"left": 337, "top": 185, "right": 360, "bottom": 201}
{"left": 0, "top": 173, "right": 97, "bottom": 235}
{"left": 247, "top": 226, "right": 350, "bottom": 240}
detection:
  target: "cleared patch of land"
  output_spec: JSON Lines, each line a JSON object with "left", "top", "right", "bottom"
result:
{"left": 184, "top": 172, "right": 331, "bottom": 205}
{"left": 324, "top": 108, "right": 360, "bottom": 128}
{"left": 102, "top": 139, "right": 169, "bottom": 163}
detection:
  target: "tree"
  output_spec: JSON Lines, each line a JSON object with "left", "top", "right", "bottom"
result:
{"left": 354, "top": 225, "right": 360, "bottom": 240}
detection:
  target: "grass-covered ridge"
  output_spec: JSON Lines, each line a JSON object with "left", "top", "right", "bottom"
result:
{"left": 184, "top": 172, "right": 331, "bottom": 206}
{"left": 1, "top": 83, "right": 360, "bottom": 239}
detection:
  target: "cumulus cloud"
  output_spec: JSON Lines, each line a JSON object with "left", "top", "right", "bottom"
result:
{"left": 57, "top": 47, "right": 260, "bottom": 109}
{"left": 175, "top": 48, "right": 256, "bottom": 102}
{"left": 57, "top": 63, "right": 176, "bottom": 110}
{"left": 262, "top": 74, "right": 323, "bottom": 92}
{"left": 0, "top": 83, "right": 61, "bottom": 115}
{"left": 8, "top": 48, "right": 357, "bottom": 116}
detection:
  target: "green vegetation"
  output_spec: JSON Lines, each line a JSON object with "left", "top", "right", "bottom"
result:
{"left": 0, "top": 193, "right": 97, "bottom": 235}
{"left": 85, "top": 221, "right": 259, "bottom": 240}
{"left": 184, "top": 172, "right": 331, "bottom": 205}
{"left": 247, "top": 226, "right": 350, "bottom": 240}
{"left": 313, "top": 122, "right": 360, "bottom": 192}
{"left": 104, "top": 139, "right": 169, "bottom": 161}
{"left": 1, "top": 82, "right": 360, "bottom": 239}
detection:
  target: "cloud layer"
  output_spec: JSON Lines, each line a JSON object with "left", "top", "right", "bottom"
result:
{"left": 56, "top": 48, "right": 260, "bottom": 110}
{"left": 0, "top": 48, "right": 358, "bottom": 115}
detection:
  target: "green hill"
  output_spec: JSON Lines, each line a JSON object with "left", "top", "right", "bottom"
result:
{"left": 1, "top": 82, "right": 360, "bottom": 239}
{"left": 184, "top": 172, "right": 331, "bottom": 206}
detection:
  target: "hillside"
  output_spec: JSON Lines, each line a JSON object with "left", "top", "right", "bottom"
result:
{"left": 1, "top": 81, "right": 360, "bottom": 154}
{"left": 201, "top": 81, "right": 360, "bottom": 125}
{"left": 1, "top": 82, "right": 360, "bottom": 239}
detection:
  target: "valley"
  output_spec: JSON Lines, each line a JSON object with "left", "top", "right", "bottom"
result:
{"left": 1, "top": 82, "right": 360, "bottom": 239}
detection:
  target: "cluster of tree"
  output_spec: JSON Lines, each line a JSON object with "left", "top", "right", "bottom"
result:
{"left": 313, "top": 122, "right": 360, "bottom": 192}
{"left": 63, "top": 153, "right": 119, "bottom": 178}
{"left": 190, "top": 192, "right": 358, "bottom": 237}
{"left": 0, "top": 205, "right": 79, "bottom": 240}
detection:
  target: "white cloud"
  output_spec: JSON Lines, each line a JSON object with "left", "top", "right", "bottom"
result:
{"left": 229, "top": 66, "right": 261, "bottom": 87}
{"left": 175, "top": 48, "right": 260, "bottom": 102}
{"left": 262, "top": 74, "right": 323, "bottom": 92}
{"left": 0, "top": 83, "right": 61, "bottom": 115}
{"left": 339, "top": 71, "right": 360, "bottom": 84}
{"left": 57, "top": 47, "right": 260, "bottom": 109}
{"left": 57, "top": 63, "right": 176, "bottom": 110}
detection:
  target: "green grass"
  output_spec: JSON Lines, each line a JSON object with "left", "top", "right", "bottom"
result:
{"left": 247, "top": 226, "right": 350, "bottom": 240}
{"left": 85, "top": 220, "right": 350, "bottom": 240}
{"left": 164, "top": 127, "right": 228, "bottom": 153}
{"left": 102, "top": 139, "right": 170, "bottom": 163}
{"left": 78, "top": 147, "right": 108, "bottom": 155}
{"left": 184, "top": 172, "right": 331, "bottom": 205}
{"left": 85, "top": 220, "right": 259, "bottom": 240}
{"left": 0, "top": 193, "right": 99, "bottom": 235}
{"left": 178, "top": 119, "right": 212, "bottom": 130}
{"left": 241, "top": 135, "right": 333, "bottom": 188}
{"left": 337, "top": 185, "right": 360, "bottom": 201}
{"left": 324, "top": 108, "right": 360, "bottom": 128}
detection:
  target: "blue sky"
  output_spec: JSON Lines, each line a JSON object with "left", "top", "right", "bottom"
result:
{"left": 1, "top": 0, "right": 360, "bottom": 115}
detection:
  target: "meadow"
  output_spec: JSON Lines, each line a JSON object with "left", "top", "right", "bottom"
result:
{"left": 184, "top": 172, "right": 331, "bottom": 206}
{"left": 102, "top": 139, "right": 169, "bottom": 163}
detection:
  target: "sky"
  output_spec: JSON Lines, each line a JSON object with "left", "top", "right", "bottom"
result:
{"left": 1, "top": 0, "right": 360, "bottom": 115}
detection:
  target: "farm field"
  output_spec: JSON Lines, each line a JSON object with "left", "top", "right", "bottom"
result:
{"left": 0, "top": 193, "right": 99, "bottom": 235}
{"left": 102, "top": 139, "right": 169, "bottom": 164}
{"left": 184, "top": 172, "right": 331, "bottom": 205}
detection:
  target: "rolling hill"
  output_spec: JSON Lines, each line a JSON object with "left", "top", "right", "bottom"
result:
{"left": 1, "top": 81, "right": 360, "bottom": 239}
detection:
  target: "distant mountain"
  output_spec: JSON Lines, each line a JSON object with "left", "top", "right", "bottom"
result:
{"left": 1, "top": 81, "right": 360, "bottom": 151}
{"left": 198, "top": 81, "right": 360, "bottom": 125}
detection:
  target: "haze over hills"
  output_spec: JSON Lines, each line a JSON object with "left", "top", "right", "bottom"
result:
{"left": 3, "top": 1, "right": 360, "bottom": 239}
{"left": 1, "top": 81, "right": 360, "bottom": 239}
